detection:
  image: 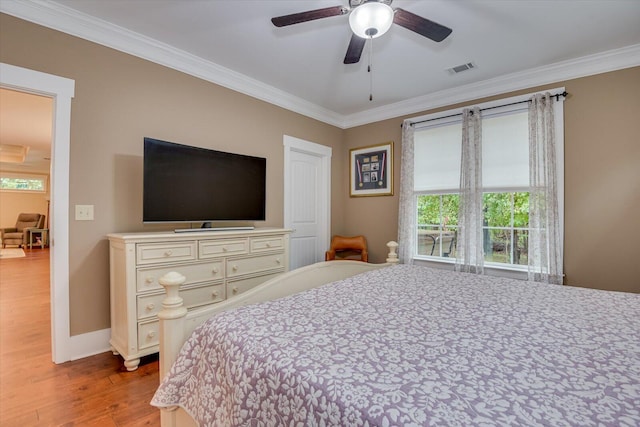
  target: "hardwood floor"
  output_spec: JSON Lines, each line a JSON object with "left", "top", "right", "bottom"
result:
{"left": 0, "top": 248, "right": 161, "bottom": 426}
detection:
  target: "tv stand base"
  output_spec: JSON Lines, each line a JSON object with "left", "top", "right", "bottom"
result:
{"left": 174, "top": 226, "right": 255, "bottom": 233}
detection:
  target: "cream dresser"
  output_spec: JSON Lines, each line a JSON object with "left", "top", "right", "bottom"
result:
{"left": 107, "top": 228, "right": 290, "bottom": 370}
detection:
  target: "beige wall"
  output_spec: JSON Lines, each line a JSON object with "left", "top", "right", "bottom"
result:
{"left": 562, "top": 69, "right": 640, "bottom": 293}
{"left": 345, "top": 67, "right": 640, "bottom": 293}
{"left": 343, "top": 120, "right": 403, "bottom": 263}
{"left": 1, "top": 14, "right": 637, "bottom": 339}
{"left": 0, "top": 14, "right": 345, "bottom": 335}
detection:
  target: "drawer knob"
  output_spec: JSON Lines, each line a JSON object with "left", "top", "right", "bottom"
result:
{"left": 211, "top": 291, "right": 219, "bottom": 299}
{"left": 266, "top": 242, "right": 272, "bottom": 248}
{"left": 222, "top": 247, "right": 228, "bottom": 252}
{"left": 232, "top": 265, "right": 238, "bottom": 272}
{"left": 276, "top": 258, "right": 281, "bottom": 264}
{"left": 145, "top": 276, "right": 154, "bottom": 284}
{"left": 232, "top": 286, "right": 239, "bottom": 294}
{"left": 163, "top": 250, "right": 173, "bottom": 257}
{"left": 146, "top": 303, "right": 155, "bottom": 311}
{"left": 147, "top": 331, "right": 155, "bottom": 338}
{"left": 212, "top": 267, "right": 219, "bottom": 274}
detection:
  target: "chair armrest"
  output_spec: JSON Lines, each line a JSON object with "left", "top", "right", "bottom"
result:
{"left": 0, "top": 227, "right": 18, "bottom": 237}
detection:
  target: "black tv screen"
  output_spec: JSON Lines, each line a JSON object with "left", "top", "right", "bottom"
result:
{"left": 143, "top": 137, "right": 266, "bottom": 223}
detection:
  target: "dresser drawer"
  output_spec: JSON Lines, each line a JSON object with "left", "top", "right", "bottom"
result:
{"left": 227, "top": 271, "right": 283, "bottom": 298}
{"left": 136, "top": 261, "right": 223, "bottom": 292}
{"left": 136, "top": 242, "right": 196, "bottom": 265}
{"left": 137, "top": 282, "right": 225, "bottom": 320}
{"left": 138, "top": 320, "right": 159, "bottom": 350}
{"left": 137, "top": 292, "right": 164, "bottom": 319}
{"left": 200, "top": 239, "right": 249, "bottom": 259}
{"left": 226, "top": 253, "right": 284, "bottom": 278}
{"left": 182, "top": 282, "right": 226, "bottom": 310}
{"left": 250, "top": 236, "right": 285, "bottom": 253}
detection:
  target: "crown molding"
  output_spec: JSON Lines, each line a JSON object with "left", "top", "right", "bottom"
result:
{"left": 0, "top": 0, "right": 344, "bottom": 128}
{"left": 342, "top": 43, "right": 640, "bottom": 128}
{"left": 2, "top": 1, "right": 639, "bottom": 130}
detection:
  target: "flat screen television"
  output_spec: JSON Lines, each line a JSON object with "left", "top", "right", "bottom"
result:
{"left": 143, "top": 137, "right": 266, "bottom": 226}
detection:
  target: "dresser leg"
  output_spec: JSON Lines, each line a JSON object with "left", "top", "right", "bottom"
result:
{"left": 124, "top": 358, "right": 140, "bottom": 371}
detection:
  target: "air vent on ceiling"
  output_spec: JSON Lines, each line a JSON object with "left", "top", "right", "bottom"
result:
{"left": 0, "top": 144, "right": 30, "bottom": 164}
{"left": 447, "top": 62, "right": 476, "bottom": 75}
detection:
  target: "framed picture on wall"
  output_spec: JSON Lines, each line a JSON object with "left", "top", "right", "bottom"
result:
{"left": 349, "top": 142, "right": 393, "bottom": 197}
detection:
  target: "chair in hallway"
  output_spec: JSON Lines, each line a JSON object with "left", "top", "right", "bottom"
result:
{"left": 0, "top": 213, "right": 45, "bottom": 248}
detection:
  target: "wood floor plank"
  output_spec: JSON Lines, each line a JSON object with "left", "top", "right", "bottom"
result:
{"left": 0, "top": 248, "right": 161, "bottom": 425}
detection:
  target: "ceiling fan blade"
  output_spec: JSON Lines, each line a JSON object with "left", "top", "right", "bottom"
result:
{"left": 393, "top": 8, "right": 452, "bottom": 42}
{"left": 344, "top": 33, "right": 366, "bottom": 64}
{"left": 271, "top": 6, "right": 348, "bottom": 27}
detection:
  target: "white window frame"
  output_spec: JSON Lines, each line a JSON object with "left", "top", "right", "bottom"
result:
{"left": 409, "top": 89, "right": 565, "bottom": 278}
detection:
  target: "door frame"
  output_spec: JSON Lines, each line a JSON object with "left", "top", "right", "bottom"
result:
{"left": 283, "top": 135, "right": 332, "bottom": 266}
{"left": 0, "top": 62, "right": 74, "bottom": 363}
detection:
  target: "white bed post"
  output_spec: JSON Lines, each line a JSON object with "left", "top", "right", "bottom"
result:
{"left": 158, "top": 272, "right": 188, "bottom": 426}
{"left": 386, "top": 241, "right": 399, "bottom": 263}
{"left": 157, "top": 272, "right": 188, "bottom": 378}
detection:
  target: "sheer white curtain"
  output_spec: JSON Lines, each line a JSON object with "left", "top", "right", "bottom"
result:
{"left": 397, "top": 120, "right": 415, "bottom": 264}
{"left": 528, "top": 93, "right": 562, "bottom": 284}
{"left": 455, "top": 108, "right": 484, "bottom": 274}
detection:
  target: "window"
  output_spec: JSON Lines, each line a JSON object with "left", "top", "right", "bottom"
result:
{"left": 0, "top": 173, "right": 47, "bottom": 192}
{"left": 416, "top": 192, "right": 530, "bottom": 265}
{"left": 408, "top": 91, "right": 564, "bottom": 271}
{"left": 417, "top": 194, "right": 458, "bottom": 257}
{"left": 482, "top": 192, "right": 529, "bottom": 265}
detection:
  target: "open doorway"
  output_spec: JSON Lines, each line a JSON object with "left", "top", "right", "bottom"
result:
{"left": 0, "top": 62, "right": 74, "bottom": 363}
{"left": 0, "top": 87, "right": 52, "bottom": 242}
{"left": 0, "top": 90, "right": 52, "bottom": 369}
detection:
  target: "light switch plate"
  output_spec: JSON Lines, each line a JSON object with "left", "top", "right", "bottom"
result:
{"left": 75, "top": 204, "right": 94, "bottom": 221}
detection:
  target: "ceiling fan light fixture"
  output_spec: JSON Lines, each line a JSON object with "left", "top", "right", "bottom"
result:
{"left": 349, "top": 2, "right": 394, "bottom": 39}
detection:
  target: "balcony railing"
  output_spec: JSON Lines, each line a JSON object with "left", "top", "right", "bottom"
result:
{"left": 417, "top": 224, "right": 529, "bottom": 265}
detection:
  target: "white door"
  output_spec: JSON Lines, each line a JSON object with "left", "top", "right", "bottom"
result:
{"left": 283, "top": 136, "right": 331, "bottom": 270}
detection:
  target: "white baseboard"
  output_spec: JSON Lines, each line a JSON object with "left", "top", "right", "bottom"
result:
{"left": 69, "top": 327, "right": 112, "bottom": 361}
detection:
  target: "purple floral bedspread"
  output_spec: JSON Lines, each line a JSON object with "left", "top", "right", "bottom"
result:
{"left": 151, "top": 264, "right": 640, "bottom": 426}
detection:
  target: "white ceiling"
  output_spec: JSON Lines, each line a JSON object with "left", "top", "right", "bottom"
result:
{"left": 2, "top": 0, "right": 640, "bottom": 129}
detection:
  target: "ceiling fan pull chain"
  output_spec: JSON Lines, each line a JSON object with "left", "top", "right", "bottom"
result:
{"left": 369, "top": 36, "right": 374, "bottom": 101}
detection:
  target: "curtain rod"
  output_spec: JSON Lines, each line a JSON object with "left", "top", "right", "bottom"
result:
{"left": 406, "top": 91, "right": 568, "bottom": 127}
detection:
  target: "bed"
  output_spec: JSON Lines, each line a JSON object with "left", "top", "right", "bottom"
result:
{"left": 151, "top": 242, "right": 640, "bottom": 427}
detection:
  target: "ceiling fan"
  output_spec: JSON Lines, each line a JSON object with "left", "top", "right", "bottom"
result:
{"left": 271, "top": 0, "right": 452, "bottom": 64}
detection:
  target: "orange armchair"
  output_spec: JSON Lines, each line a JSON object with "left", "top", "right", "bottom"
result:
{"left": 325, "top": 235, "right": 368, "bottom": 262}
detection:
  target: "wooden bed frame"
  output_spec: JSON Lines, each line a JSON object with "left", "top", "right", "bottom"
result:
{"left": 156, "top": 241, "right": 399, "bottom": 427}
